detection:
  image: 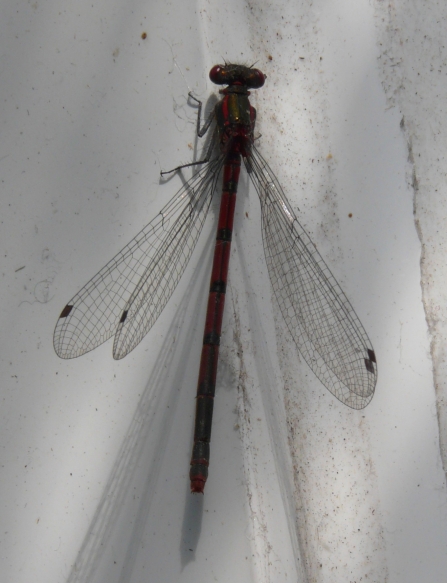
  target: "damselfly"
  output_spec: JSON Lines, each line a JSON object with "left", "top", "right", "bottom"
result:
{"left": 54, "top": 64, "right": 377, "bottom": 493}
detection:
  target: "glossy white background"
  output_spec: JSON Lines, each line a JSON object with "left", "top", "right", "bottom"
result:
{"left": 1, "top": 1, "right": 446, "bottom": 582}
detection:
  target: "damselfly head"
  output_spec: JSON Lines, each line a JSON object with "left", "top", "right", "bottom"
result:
{"left": 209, "top": 64, "right": 265, "bottom": 89}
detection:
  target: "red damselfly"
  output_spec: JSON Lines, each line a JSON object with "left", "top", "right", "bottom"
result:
{"left": 54, "top": 64, "right": 377, "bottom": 493}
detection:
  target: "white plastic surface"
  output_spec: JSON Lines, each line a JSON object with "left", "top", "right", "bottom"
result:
{"left": 1, "top": 1, "right": 446, "bottom": 582}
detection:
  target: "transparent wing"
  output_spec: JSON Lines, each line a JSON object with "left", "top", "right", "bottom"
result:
{"left": 54, "top": 154, "right": 225, "bottom": 359}
{"left": 246, "top": 146, "right": 377, "bottom": 409}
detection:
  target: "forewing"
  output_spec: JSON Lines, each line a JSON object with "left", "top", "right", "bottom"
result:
{"left": 54, "top": 155, "right": 224, "bottom": 359}
{"left": 112, "top": 155, "right": 224, "bottom": 359}
{"left": 246, "top": 146, "right": 377, "bottom": 409}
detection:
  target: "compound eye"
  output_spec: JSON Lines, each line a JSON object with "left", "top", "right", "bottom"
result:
{"left": 247, "top": 69, "right": 265, "bottom": 89}
{"left": 209, "top": 65, "right": 226, "bottom": 85}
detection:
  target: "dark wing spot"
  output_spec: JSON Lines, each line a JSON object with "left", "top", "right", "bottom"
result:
{"left": 364, "top": 358, "right": 375, "bottom": 374}
{"left": 59, "top": 305, "right": 73, "bottom": 318}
